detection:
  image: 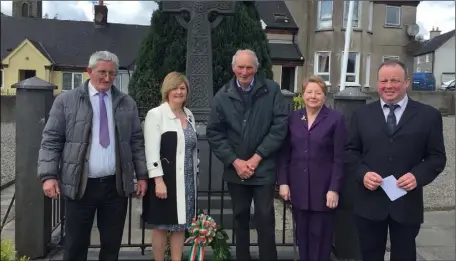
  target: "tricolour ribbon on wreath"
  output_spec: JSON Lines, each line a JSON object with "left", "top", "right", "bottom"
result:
{"left": 185, "top": 213, "right": 217, "bottom": 261}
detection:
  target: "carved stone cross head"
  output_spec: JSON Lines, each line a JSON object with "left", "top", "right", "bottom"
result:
{"left": 162, "top": 0, "right": 236, "bottom": 29}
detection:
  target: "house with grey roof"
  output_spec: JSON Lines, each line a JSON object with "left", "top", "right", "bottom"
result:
{"left": 413, "top": 27, "right": 455, "bottom": 87}
{"left": 255, "top": 1, "right": 305, "bottom": 93}
{"left": 1, "top": 1, "right": 148, "bottom": 94}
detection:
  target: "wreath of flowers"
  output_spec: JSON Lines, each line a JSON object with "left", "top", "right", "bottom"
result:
{"left": 164, "top": 209, "right": 231, "bottom": 261}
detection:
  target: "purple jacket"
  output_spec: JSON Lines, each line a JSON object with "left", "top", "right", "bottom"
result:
{"left": 277, "top": 105, "right": 346, "bottom": 211}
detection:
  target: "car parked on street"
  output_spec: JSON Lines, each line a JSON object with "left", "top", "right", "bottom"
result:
{"left": 442, "top": 79, "right": 455, "bottom": 91}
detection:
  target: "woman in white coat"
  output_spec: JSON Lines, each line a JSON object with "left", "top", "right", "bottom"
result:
{"left": 142, "top": 71, "right": 198, "bottom": 261}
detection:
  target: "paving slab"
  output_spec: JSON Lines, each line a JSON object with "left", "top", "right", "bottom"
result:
{"left": 416, "top": 210, "right": 455, "bottom": 261}
{"left": 0, "top": 184, "right": 15, "bottom": 227}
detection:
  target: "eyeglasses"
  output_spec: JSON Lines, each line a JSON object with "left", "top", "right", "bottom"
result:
{"left": 95, "top": 70, "right": 117, "bottom": 78}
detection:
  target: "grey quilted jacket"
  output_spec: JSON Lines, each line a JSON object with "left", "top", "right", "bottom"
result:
{"left": 37, "top": 80, "right": 148, "bottom": 200}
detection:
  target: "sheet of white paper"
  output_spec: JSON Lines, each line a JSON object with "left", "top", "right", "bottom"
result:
{"left": 380, "top": 175, "right": 407, "bottom": 201}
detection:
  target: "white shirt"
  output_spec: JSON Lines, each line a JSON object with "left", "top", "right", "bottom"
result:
{"left": 380, "top": 95, "right": 408, "bottom": 123}
{"left": 87, "top": 81, "right": 116, "bottom": 178}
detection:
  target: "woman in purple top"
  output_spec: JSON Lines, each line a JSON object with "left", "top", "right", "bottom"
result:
{"left": 277, "top": 76, "right": 346, "bottom": 261}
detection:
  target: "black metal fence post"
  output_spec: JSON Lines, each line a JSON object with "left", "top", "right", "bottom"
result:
{"left": 13, "top": 77, "right": 57, "bottom": 259}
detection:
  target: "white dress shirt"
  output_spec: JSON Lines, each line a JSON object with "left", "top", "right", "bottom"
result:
{"left": 380, "top": 95, "right": 409, "bottom": 123}
{"left": 87, "top": 82, "right": 116, "bottom": 178}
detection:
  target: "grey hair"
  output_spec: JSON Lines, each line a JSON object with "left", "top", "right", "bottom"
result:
{"left": 88, "top": 51, "right": 120, "bottom": 71}
{"left": 231, "top": 49, "right": 260, "bottom": 68}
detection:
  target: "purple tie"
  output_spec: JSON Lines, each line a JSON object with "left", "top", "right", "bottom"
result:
{"left": 99, "top": 92, "right": 109, "bottom": 148}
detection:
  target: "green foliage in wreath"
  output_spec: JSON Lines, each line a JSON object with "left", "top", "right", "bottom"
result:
{"left": 163, "top": 209, "right": 231, "bottom": 261}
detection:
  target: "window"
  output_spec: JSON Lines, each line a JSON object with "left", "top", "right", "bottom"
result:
{"left": 383, "top": 56, "right": 400, "bottom": 62}
{"left": 62, "top": 72, "right": 83, "bottom": 91}
{"left": 416, "top": 67, "right": 421, "bottom": 72}
{"left": 280, "top": 66, "right": 296, "bottom": 92}
{"left": 385, "top": 5, "right": 401, "bottom": 26}
{"left": 114, "top": 71, "right": 130, "bottom": 94}
{"left": 19, "top": 70, "right": 36, "bottom": 81}
{"left": 365, "top": 54, "right": 371, "bottom": 86}
{"left": 416, "top": 56, "right": 421, "bottom": 64}
{"left": 340, "top": 52, "right": 360, "bottom": 84}
{"left": 273, "top": 13, "right": 290, "bottom": 23}
{"left": 269, "top": 39, "right": 293, "bottom": 44}
{"left": 368, "top": 2, "right": 373, "bottom": 31}
{"left": 317, "top": 0, "right": 333, "bottom": 29}
{"left": 425, "top": 54, "right": 430, "bottom": 63}
{"left": 314, "top": 52, "right": 331, "bottom": 83}
{"left": 343, "top": 1, "right": 360, "bottom": 28}
{"left": 0, "top": 70, "right": 3, "bottom": 89}
{"left": 21, "top": 3, "right": 29, "bottom": 17}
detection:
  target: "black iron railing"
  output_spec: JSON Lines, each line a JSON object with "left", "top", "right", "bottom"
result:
{"left": 47, "top": 93, "right": 298, "bottom": 256}
{"left": 48, "top": 150, "right": 296, "bottom": 254}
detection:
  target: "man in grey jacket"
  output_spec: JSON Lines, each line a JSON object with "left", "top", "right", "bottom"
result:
{"left": 207, "top": 49, "right": 289, "bottom": 260}
{"left": 38, "top": 51, "right": 148, "bottom": 261}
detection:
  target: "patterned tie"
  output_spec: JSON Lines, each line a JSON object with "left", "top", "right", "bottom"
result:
{"left": 384, "top": 104, "right": 400, "bottom": 134}
{"left": 99, "top": 92, "right": 110, "bottom": 148}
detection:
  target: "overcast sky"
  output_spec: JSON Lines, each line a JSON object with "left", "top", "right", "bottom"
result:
{"left": 1, "top": 1, "right": 454, "bottom": 39}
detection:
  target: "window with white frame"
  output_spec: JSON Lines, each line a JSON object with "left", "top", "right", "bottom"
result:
{"left": 114, "top": 73, "right": 122, "bottom": 90}
{"left": 425, "top": 54, "right": 430, "bottom": 62}
{"left": 416, "top": 67, "right": 421, "bottom": 72}
{"left": 368, "top": 2, "right": 373, "bottom": 31}
{"left": 340, "top": 52, "right": 360, "bottom": 84}
{"left": 385, "top": 5, "right": 401, "bottom": 26}
{"left": 317, "top": 0, "right": 333, "bottom": 29}
{"left": 280, "top": 66, "right": 296, "bottom": 92}
{"left": 62, "top": 72, "right": 83, "bottom": 91}
{"left": 383, "top": 56, "right": 400, "bottom": 62}
{"left": 113, "top": 71, "right": 131, "bottom": 94}
{"left": 268, "top": 39, "right": 293, "bottom": 44}
{"left": 365, "top": 54, "right": 371, "bottom": 86}
{"left": 416, "top": 56, "right": 421, "bottom": 64}
{"left": 314, "top": 52, "right": 331, "bottom": 83}
{"left": 343, "top": 1, "right": 360, "bottom": 28}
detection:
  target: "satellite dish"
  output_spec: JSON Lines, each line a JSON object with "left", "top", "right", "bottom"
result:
{"left": 407, "top": 23, "right": 420, "bottom": 37}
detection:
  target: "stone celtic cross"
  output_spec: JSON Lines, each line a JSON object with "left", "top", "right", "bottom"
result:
{"left": 162, "top": 0, "right": 235, "bottom": 124}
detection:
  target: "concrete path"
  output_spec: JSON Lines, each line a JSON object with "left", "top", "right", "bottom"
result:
{"left": 416, "top": 210, "right": 455, "bottom": 260}
{"left": 0, "top": 184, "right": 15, "bottom": 241}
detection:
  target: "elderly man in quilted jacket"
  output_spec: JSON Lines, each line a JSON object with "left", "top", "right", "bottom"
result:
{"left": 207, "top": 49, "right": 289, "bottom": 261}
{"left": 37, "top": 51, "right": 148, "bottom": 261}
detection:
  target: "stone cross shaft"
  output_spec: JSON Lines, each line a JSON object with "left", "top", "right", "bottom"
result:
{"left": 162, "top": 0, "right": 235, "bottom": 123}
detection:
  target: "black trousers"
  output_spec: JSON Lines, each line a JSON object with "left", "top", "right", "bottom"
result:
{"left": 227, "top": 182, "right": 277, "bottom": 261}
{"left": 63, "top": 176, "right": 128, "bottom": 261}
{"left": 356, "top": 215, "right": 421, "bottom": 261}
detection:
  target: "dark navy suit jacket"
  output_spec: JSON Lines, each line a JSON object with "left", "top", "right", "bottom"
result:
{"left": 277, "top": 105, "right": 346, "bottom": 211}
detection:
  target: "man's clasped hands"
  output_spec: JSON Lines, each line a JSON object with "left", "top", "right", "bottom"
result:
{"left": 233, "top": 154, "right": 262, "bottom": 180}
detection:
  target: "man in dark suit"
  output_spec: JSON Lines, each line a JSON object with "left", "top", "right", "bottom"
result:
{"left": 345, "top": 59, "right": 446, "bottom": 261}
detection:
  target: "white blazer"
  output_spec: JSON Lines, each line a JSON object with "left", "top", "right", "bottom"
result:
{"left": 143, "top": 102, "right": 198, "bottom": 224}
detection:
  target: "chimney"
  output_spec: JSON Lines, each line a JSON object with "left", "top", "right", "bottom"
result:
{"left": 94, "top": 0, "right": 108, "bottom": 27}
{"left": 429, "top": 26, "right": 441, "bottom": 39}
